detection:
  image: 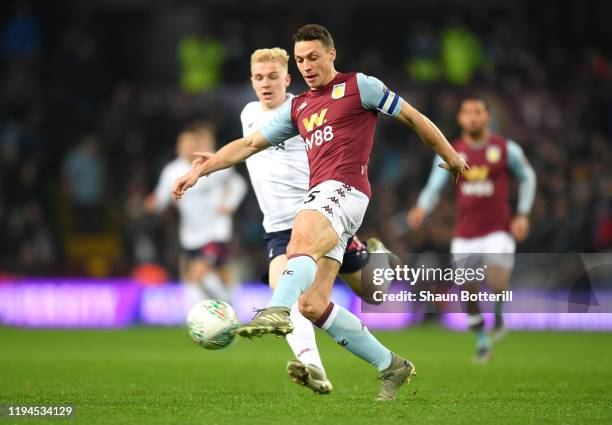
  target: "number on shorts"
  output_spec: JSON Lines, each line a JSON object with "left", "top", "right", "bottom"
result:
{"left": 304, "top": 190, "right": 320, "bottom": 204}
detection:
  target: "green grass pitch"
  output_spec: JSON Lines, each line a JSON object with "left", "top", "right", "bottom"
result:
{"left": 1, "top": 326, "right": 611, "bottom": 424}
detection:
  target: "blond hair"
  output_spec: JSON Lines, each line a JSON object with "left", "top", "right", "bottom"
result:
{"left": 250, "top": 48, "right": 290, "bottom": 71}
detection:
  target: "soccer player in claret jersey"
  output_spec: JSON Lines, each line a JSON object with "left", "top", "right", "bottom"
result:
{"left": 230, "top": 47, "right": 399, "bottom": 394}
{"left": 173, "top": 24, "right": 467, "bottom": 400}
{"left": 407, "top": 96, "right": 536, "bottom": 363}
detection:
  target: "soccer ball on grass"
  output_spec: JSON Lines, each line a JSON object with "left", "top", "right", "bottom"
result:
{"left": 187, "top": 299, "right": 239, "bottom": 350}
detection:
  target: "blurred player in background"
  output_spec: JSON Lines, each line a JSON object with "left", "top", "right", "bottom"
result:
{"left": 174, "top": 24, "right": 467, "bottom": 400}
{"left": 236, "top": 47, "right": 398, "bottom": 394}
{"left": 407, "top": 96, "right": 536, "bottom": 363}
{"left": 145, "top": 123, "right": 247, "bottom": 302}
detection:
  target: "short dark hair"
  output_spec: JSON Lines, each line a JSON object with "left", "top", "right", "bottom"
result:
{"left": 461, "top": 95, "right": 490, "bottom": 112}
{"left": 293, "top": 24, "right": 334, "bottom": 50}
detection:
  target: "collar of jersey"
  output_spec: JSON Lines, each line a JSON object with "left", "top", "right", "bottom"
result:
{"left": 306, "top": 72, "right": 346, "bottom": 97}
{"left": 463, "top": 138, "right": 490, "bottom": 150}
{"left": 263, "top": 94, "right": 293, "bottom": 112}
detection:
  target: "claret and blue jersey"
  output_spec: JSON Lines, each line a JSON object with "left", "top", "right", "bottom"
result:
{"left": 260, "top": 72, "right": 402, "bottom": 198}
{"left": 417, "top": 134, "right": 537, "bottom": 238}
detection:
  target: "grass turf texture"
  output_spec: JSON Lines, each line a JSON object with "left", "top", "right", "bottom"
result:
{"left": 1, "top": 326, "right": 611, "bottom": 425}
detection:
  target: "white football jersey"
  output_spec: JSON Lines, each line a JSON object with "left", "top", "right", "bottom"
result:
{"left": 241, "top": 95, "right": 309, "bottom": 233}
{"left": 154, "top": 158, "right": 246, "bottom": 249}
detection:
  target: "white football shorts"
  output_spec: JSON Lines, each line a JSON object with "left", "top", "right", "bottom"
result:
{"left": 297, "top": 180, "right": 369, "bottom": 264}
{"left": 451, "top": 231, "right": 516, "bottom": 270}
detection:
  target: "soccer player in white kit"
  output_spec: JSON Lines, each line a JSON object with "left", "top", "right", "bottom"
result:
{"left": 235, "top": 48, "right": 398, "bottom": 394}
{"left": 145, "top": 123, "right": 247, "bottom": 301}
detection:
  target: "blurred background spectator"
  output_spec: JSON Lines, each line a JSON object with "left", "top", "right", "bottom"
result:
{"left": 62, "top": 134, "right": 106, "bottom": 233}
{"left": 0, "top": 0, "right": 610, "bottom": 281}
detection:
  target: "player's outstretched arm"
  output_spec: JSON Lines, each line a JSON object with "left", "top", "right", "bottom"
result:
{"left": 395, "top": 100, "right": 468, "bottom": 181}
{"left": 197, "top": 131, "right": 271, "bottom": 177}
{"left": 172, "top": 131, "right": 270, "bottom": 199}
{"left": 507, "top": 140, "right": 537, "bottom": 241}
{"left": 355, "top": 73, "right": 466, "bottom": 179}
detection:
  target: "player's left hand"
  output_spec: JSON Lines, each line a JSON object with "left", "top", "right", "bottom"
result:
{"left": 192, "top": 151, "right": 214, "bottom": 168}
{"left": 439, "top": 155, "right": 469, "bottom": 183}
{"left": 172, "top": 170, "right": 200, "bottom": 200}
{"left": 510, "top": 214, "right": 530, "bottom": 241}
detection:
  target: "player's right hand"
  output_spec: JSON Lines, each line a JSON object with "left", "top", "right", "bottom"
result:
{"left": 510, "top": 214, "right": 530, "bottom": 242}
{"left": 191, "top": 151, "right": 214, "bottom": 169}
{"left": 439, "top": 155, "right": 469, "bottom": 183}
{"left": 407, "top": 207, "right": 426, "bottom": 230}
{"left": 172, "top": 170, "right": 200, "bottom": 200}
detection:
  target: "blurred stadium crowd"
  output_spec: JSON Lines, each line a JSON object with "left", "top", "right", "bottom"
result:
{"left": 1, "top": 0, "right": 611, "bottom": 280}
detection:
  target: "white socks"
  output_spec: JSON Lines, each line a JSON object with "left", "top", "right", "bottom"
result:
{"left": 285, "top": 302, "right": 325, "bottom": 372}
{"left": 201, "top": 272, "right": 231, "bottom": 303}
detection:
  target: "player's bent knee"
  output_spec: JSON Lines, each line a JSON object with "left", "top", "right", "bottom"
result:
{"left": 286, "top": 227, "right": 318, "bottom": 255}
{"left": 298, "top": 293, "right": 328, "bottom": 322}
{"left": 287, "top": 230, "right": 338, "bottom": 260}
{"left": 286, "top": 238, "right": 312, "bottom": 258}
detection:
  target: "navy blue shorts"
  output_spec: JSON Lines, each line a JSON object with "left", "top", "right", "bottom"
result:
{"left": 262, "top": 229, "right": 369, "bottom": 274}
{"left": 182, "top": 242, "right": 229, "bottom": 267}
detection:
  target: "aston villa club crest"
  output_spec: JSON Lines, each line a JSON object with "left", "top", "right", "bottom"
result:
{"left": 486, "top": 145, "right": 501, "bottom": 163}
{"left": 331, "top": 82, "right": 346, "bottom": 99}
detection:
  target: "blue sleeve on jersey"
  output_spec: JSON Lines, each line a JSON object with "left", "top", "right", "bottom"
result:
{"left": 507, "top": 140, "right": 537, "bottom": 214}
{"left": 356, "top": 73, "right": 403, "bottom": 117}
{"left": 259, "top": 100, "right": 299, "bottom": 146}
{"left": 417, "top": 155, "right": 450, "bottom": 214}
